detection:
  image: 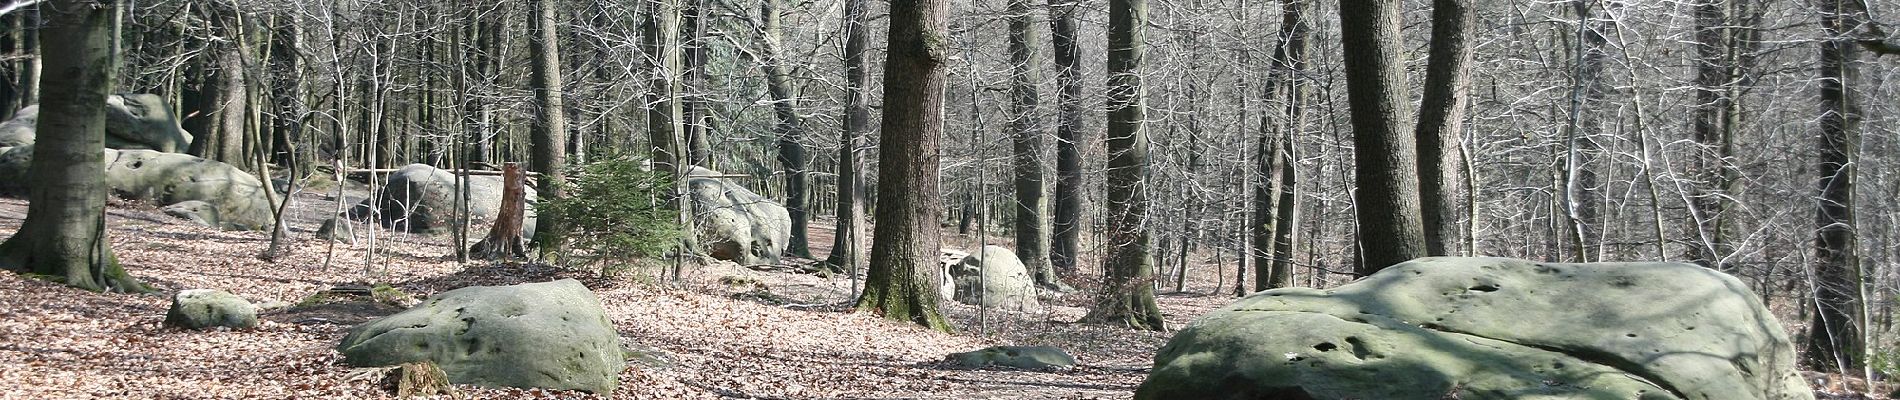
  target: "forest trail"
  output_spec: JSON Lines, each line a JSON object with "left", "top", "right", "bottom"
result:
{"left": 0, "top": 192, "right": 1237, "bottom": 399}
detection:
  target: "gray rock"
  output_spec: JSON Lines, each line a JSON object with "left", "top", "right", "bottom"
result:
{"left": 947, "top": 346, "right": 1075, "bottom": 369}
{"left": 162, "top": 200, "right": 221, "bottom": 228}
{"left": 948, "top": 246, "right": 1039, "bottom": 311}
{"left": 0, "top": 94, "right": 193, "bottom": 152}
{"left": 0, "top": 147, "right": 274, "bottom": 230}
{"left": 1135, "top": 257, "right": 1813, "bottom": 400}
{"left": 316, "top": 217, "right": 355, "bottom": 244}
{"left": 164, "top": 289, "right": 258, "bottom": 330}
{"left": 688, "top": 170, "right": 789, "bottom": 265}
{"left": 336, "top": 279, "right": 625, "bottom": 394}
{"left": 352, "top": 164, "right": 536, "bottom": 236}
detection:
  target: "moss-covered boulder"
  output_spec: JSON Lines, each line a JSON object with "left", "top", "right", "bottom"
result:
{"left": 336, "top": 279, "right": 625, "bottom": 394}
{"left": 946, "top": 346, "right": 1075, "bottom": 369}
{"left": 0, "top": 94, "right": 193, "bottom": 152}
{"left": 0, "top": 146, "right": 273, "bottom": 230}
{"left": 164, "top": 289, "right": 258, "bottom": 330}
{"left": 351, "top": 164, "right": 536, "bottom": 236}
{"left": 687, "top": 168, "right": 789, "bottom": 265}
{"left": 947, "top": 245, "right": 1039, "bottom": 311}
{"left": 1136, "top": 257, "right": 1812, "bottom": 400}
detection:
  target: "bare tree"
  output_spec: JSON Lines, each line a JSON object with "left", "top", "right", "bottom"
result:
{"left": 1084, "top": 0, "right": 1164, "bottom": 331}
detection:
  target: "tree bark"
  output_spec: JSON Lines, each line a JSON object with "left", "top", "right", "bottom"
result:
{"left": 761, "top": 0, "right": 812, "bottom": 259}
{"left": 1047, "top": 0, "right": 1084, "bottom": 275}
{"left": 1805, "top": 0, "right": 1866, "bottom": 373}
{"left": 529, "top": 0, "right": 568, "bottom": 249}
{"left": 1008, "top": 0, "right": 1067, "bottom": 292}
{"left": 644, "top": 0, "right": 696, "bottom": 270}
{"left": 0, "top": 0, "right": 145, "bottom": 293}
{"left": 1084, "top": 0, "right": 1164, "bottom": 331}
{"left": 1563, "top": 0, "right": 1609, "bottom": 263}
{"left": 823, "top": 0, "right": 870, "bottom": 274}
{"left": 855, "top": 0, "right": 951, "bottom": 331}
{"left": 1340, "top": 0, "right": 1424, "bottom": 274}
{"left": 471, "top": 163, "right": 529, "bottom": 259}
{"left": 1415, "top": 0, "right": 1471, "bottom": 257}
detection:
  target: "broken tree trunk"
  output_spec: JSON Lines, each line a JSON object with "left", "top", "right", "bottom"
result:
{"left": 470, "top": 163, "right": 528, "bottom": 259}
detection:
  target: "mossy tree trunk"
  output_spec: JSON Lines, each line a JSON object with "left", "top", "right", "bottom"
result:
{"left": 1007, "top": 0, "right": 1066, "bottom": 292}
{"left": 0, "top": 0, "right": 146, "bottom": 293}
{"left": 855, "top": 0, "right": 950, "bottom": 332}
{"left": 1084, "top": 0, "right": 1164, "bottom": 331}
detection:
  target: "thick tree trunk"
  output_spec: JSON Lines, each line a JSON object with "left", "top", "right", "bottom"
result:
{"left": 0, "top": 0, "right": 144, "bottom": 293}
{"left": 185, "top": 2, "right": 248, "bottom": 170}
{"left": 761, "top": 0, "right": 812, "bottom": 259}
{"left": 1084, "top": 0, "right": 1164, "bottom": 331}
{"left": 1415, "top": 0, "right": 1471, "bottom": 256}
{"left": 855, "top": 0, "right": 951, "bottom": 331}
{"left": 1805, "top": 0, "right": 1865, "bottom": 373}
{"left": 529, "top": 0, "right": 568, "bottom": 249}
{"left": 1340, "top": 0, "right": 1424, "bottom": 274}
{"left": 1008, "top": 0, "right": 1066, "bottom": 292}
{"left": 1047, "top": 0, "right": 1084, "bottom": 275}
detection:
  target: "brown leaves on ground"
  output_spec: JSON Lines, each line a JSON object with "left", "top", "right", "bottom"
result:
{"left": 0, "top": 195, "right": 1231, "bottom": 399}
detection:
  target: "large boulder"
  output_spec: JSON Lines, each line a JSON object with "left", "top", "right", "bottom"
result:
{"left": 351, "top": 164, "right": 536, "bottom": 236}
{"left": 164, "top": 289, "right": 258, "bottom": 330}
{"left": 336, "top": 279, "right": 624, "bottom": 394}
{"left": 0, "top": 146, "right": 274, "bottom": 230}
{"left": 947, "top": 245, "right": 1039, "bottom": 311}
{"left": 0, "top": 94, "right": 193, "bottom": 152}
{"left": 1136, "top": 257, "right": 1812, "bottom": 400}
{"left": 687, "top": 169, "right": 789, "bottom": 265}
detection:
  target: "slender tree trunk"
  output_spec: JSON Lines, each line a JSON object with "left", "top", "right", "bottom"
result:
{"left": 682, "top": 0, "right": 711, "bottom": 167}
{"left": 823, "top": 0, "right": 869, "bottom": 276}
{"left": 1563, "top": 0, "right": 1608, "bottom": 263}
{"left": 644, "top": 0, "right": 696, "bottom": 270}
{"left": 1805, "top": 0, "right": 1865, "bottom": 373}
{"left": 1008, "top": 0, "right": 1067, "bottom": 292}
{"left": 1340, "top": 0, "right": 1424, "bottom": 274}
{"left": 16, "top": 6, "right": 36, "bottom": 108}
{"left": 1084, "top": 0, "right": 1164, "bottom": 331}
{"left": 855, "top": 0, "right": 951, "bottom": 331}
{"left": 760, "top": 0, "right": 812, "bottom": 259}
{"left": 0, "top": 0, "right": 144, "bottom": 293}
{"left": 529, "top": 0, "right": 568, "bottom": 249}
{"left": 1415, "top": 0, "right": 1471, "bottom": 256}
{"left": 0, "top": 13, "right": 17, "bottom": 120}
{"left": 1047, "top": 0, "right": 1084, "bottom": 275}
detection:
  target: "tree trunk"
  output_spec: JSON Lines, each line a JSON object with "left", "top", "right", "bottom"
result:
{"left": 644, "top": 0, "right": 696, "bottom": 270}
{"left": 185, "top": 1, "right": 249, "bottom": 171}
{"left": 529, "top": 0, "right": 568, "bottom": 249}
{"left": 1340, "top": 0, "right": 1424, "bottom": 274}
{"left": 0, "top": 13, "right": 17, "bottom": 120}
{"left": 1083, "top": 0, "right": 1163, "bottom": 331}
{"left": 1563, "top": 0, "right": 1608, "bottom": 263}
{"left": 1687, "top": 0, "right": 1756, "bottom": 271}
{"left": 1805, "top": 0, "right": 1865, "bottom": 373}
{"left": 1047, "top": 0, "right": 1085, "bottom": 275}
{"left": 761, "top": 0, "right": 811, "bottom": 259}
{"left": 822, "top": 0, "right": 870, "bottom": 275}
{"left": 1008, "top": 0, "right": 1066, "bottom": 292}
{"left": 0, "top": 0, "right": 145, "bottom": 293}
{"left": 855, "top": 0, "right": 951, "bottom": 331}
{"left": 1415, "top": 0, "right": 1471, "bottom": 256}
{"left": 16, "top": 6, "right": 36, "bottom": 109}
{"left": 471, "top": 163, "right": 530, "bottom": 259}
{"left": 682, "top": 0, "right": 711, "bottom": 168}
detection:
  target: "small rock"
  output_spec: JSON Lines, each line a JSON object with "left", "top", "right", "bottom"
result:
{"left": 317, "top": 217, "right": 355, "bottom": 244}
{"left": 164, "top": 289, "right": 258, "bottom": 330}
{"left": 946, "top": 346, "right": 1075, "bottom": 370}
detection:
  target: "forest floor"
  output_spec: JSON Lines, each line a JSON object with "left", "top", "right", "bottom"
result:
{"left": 0, "top": 186, "right": 1236, "bottom": 399}
{"left": 0, "top": 186, "right": 1889, "bottom": 399}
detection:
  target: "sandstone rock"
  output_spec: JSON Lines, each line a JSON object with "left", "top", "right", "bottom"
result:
{"left": 336, "top": 279, "right": 624, "bottom": 394}
{"left": 164, "top": 289, "right": 258, "bottom": 330}
{"left": 0, "top": 147, "right": 274, "bottom": 230}
{"left": 0, "top": 94, "right": 193, "bottom": 152}
{"left": 946, "top": 346, "right": 1075, "bottom": 370}
{"left": 947, "top": 245, "right": 1039, "bottom": 311}
{"left": 352, "top": 164, "right": 537, "bottom": 236}
{"left": 1135, "top": 257, "right": 1812, "bottom": 400}
{"left": 687, "top": 169, "right": 789, "bottom": 265}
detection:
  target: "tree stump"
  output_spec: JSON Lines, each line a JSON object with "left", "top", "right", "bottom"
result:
{"left": 470, "top": 163, "right": 528, "bottom": 259}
